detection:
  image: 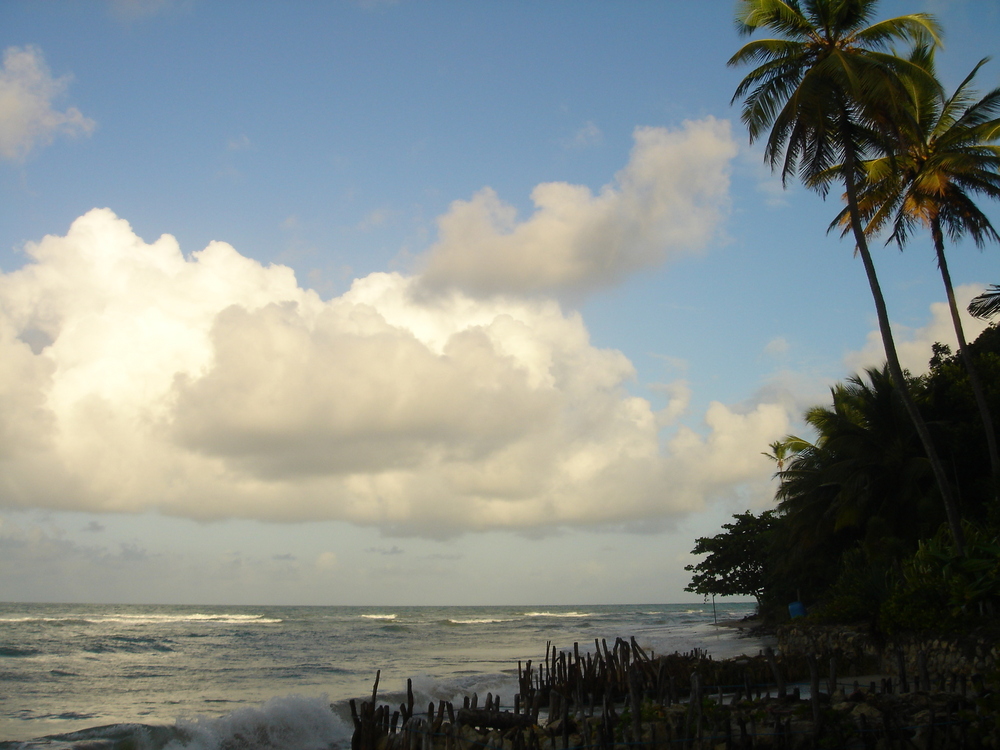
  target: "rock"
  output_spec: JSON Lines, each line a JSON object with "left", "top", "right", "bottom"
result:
{"left": 851, "top": 703, "right": 882, "bottom": 721}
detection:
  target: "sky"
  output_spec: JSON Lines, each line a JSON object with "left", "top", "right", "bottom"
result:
{"left": 0, "top": 0, "right": 997, "bottom": 606}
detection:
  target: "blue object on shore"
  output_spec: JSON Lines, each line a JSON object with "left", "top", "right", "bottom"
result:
{"left": 788, "top": 601, "right": 806, "bottom": 619}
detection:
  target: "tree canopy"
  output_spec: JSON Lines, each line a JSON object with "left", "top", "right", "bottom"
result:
{"left": 689, "top": 324, "right": 1000, "bottom": 628}
{"left": 684, "top": 510, "right": 776, "bottom": 602}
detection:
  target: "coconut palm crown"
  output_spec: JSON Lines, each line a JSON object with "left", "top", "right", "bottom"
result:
{"left": 728, "top": 0, "right": 967, "bottom": 555}
{"left": 854, "top": 50, "right": 1000, "bottom": 251}
{"left": 730, "top": 0, "right": 941, "bottom": 187}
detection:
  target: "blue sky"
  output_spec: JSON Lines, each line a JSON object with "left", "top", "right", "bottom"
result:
{"left": 0, "top": 0, "right": 997, "bottom": 606}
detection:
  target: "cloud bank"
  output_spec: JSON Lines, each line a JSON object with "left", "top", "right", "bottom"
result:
{"left": 0, "top": 46, "right": 95, "bottom": 162}
{"left": 417, "top": 119, "right": 737, "bottom": 298}
{"left": 0, "top": 209, "right": 786, "bottom": 537}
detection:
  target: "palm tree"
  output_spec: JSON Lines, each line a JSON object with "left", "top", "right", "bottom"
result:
{"left": 771, "top": 367, "right": 944, "bottom": 605}
{"left": 728, "top": 0, "right": 966, "bottom": 554}
{"left": 776, "top": 367, "right": 939, "bottom": 543}
{"left": 762, "top": 439, "right": 794, "bottom": 472}
{"left": 842, "top": 46, "right": 1000, "bottom": 481}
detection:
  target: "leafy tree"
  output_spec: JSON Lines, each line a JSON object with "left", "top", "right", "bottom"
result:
{"left": 841, "top": 45, "right": 1000, "bottom": 479}
{"left": 728, "top": 0, "right": 966, "bottom": 555}
{"left": 684, "top": 510, "right": 776, "bottom": 603}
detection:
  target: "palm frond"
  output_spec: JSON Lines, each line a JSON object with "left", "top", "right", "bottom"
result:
{"left": 851, "top": 14, "right": 942, "bottom": 50}
{"left": 735, "top": 0, "right": 812, "bottom": 39}
{"left": 968, "top": 285, "right": 1000, "bottom": 320}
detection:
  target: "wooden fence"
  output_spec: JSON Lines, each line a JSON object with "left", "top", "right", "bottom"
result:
{"left": 349, "top": 636, "right": 999, "bottom": 750}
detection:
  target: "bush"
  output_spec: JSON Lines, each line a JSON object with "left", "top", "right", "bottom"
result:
{"left": 879, "top": 521, "right": 1000, "bottom": 634}
{"left": 809, "top": 547, "right": 892, "bottom": 626}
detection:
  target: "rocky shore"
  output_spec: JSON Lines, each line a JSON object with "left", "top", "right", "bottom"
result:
{"left": 777, "top": 622, "right": 1000, "bottom": 680}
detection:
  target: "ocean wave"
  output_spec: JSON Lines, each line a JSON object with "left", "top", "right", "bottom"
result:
{"left": 7, "top": 722, "right": 184, "bottom": 750}
{"left": 360, "top": 614, "right": 397, "bottom": 620}
{"left": 83, "top": 636, "right": 176, "bottom": 654}
{"left": 0, "top": 614, "right": 283, "bottom": 626}
{"left": 0, "top": 646, "right": 41, "bottom": 657}
{"left": 446, "top": 618, "right": 516, "bottom": 625}
{"left": 378, "top": 624, "right": 409, "bottom": 633}
{"left": 168, "top": 694, "right": 349, "bottom": 750}
{"left": 0, "top": 617, "right": 93, "bottom": 625}
{"left": 100, "top": 614, "right": 283, "bottom": 625}
{"left": 522, "top": 611, "right": 592, "bottom": 618}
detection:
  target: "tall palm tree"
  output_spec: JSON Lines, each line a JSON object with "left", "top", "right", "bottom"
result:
{"left": 728, "top": 0, "right": 966, "bottom": 554}
{"left": 843, "top": 46, "right": 1000, "bottom": 481}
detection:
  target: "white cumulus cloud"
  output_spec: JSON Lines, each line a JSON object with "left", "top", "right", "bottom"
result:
{"left": 0, "top": 46, "right": 95, "bottom": 162}
{"left": 0, "top": 209, "right": 789, "bottom": 537}
{"left": 416, "top": 118, "right": 737, "bottom": 298}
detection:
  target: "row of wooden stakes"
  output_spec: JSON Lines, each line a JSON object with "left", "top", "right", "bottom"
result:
{"left": 348, "top": 639, "right": 994, "bottom": 750}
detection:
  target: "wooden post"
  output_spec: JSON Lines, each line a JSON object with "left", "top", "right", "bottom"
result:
{"left": 764, "top": 647, "right": 785, "bottom": 699}
{"left": 628, "top": 668, "right": 642, "bottom": 747}
{"left": 561, "top": 693, "right": 570, "bottom": 750}
{"left": 808, "top": 654, "right": 822, "bottom": 739}
{"left": 545, "top": 641, "right": 552, "bottom": 688}
{"left": 350, "top": 699, "right": 362, "bottom": 750}
{"left": 895, "top": 648, "right": 909, "bottom": 693}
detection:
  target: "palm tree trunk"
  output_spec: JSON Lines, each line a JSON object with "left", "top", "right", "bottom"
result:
{"left": 841, "top": 141, "right": 966, "bottom": 556}
{"left": 930, "top": 217, "right": 1000, "bottom": 481}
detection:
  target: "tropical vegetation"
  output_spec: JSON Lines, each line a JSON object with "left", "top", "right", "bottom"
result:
{"left": 687, "top": 323, "right": 1000, "bottom": 631}
{"left": 683, "top": 0, "right": 1000, "bottom": 634}
{"left": 728, "top": 0, "right": 966, "bottom": 553}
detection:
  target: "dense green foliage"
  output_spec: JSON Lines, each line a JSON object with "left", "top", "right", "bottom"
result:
{"left": 686, "top": 324, "right": 1000, "bottom": 631}
{"left": 683, "top": 511, "right": 776, "bottom": 602}
{"left": 694, "top": 1, "right": 1000, "bottom": 633}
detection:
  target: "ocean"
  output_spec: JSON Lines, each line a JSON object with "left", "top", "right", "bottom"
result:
{"left": 0, "top": 602, "right": 767, "bottom": 750}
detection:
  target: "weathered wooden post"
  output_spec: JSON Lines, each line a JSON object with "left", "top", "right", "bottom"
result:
{"left": 808, "top": 654, "right": 822, "bottom": 740}
{"left": 764, "top": 647, "right": 785, "bottom": 699}
{"left": 918, "top": 650, "right": 930, "bottom": 693}
{"left": 895, "top": 648, "right": 909, "bottom": 693}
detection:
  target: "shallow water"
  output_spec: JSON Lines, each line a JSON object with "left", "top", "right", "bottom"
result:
{"left": 0, "top": 602, "right": 767, "bottom": 749}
